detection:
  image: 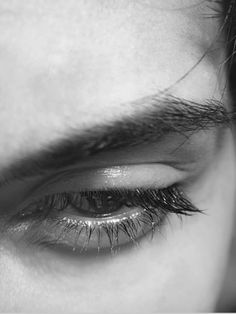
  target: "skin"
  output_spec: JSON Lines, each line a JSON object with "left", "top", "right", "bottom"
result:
{"left": 0, "top": 0, "right": 235, "bottom": 312}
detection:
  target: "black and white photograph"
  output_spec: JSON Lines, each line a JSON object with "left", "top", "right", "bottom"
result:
{"left": 0, "top": 0, "right": 235, "bottom": 312}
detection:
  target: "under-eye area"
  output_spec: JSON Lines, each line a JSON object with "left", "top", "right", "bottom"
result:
{"left": 4, "top": 186, "right": 200, "bottom": 255}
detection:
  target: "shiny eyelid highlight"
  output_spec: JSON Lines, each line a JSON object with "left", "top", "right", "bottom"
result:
{"left": 5, "top": 186, "right": 201, "bottom": 254}
{"left": 24, "top": 164, "right": 187, "bottom": 203}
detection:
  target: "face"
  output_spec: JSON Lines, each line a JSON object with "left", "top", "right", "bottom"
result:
{"left": 0, "top": 0, "right": 235, "bottom": 312}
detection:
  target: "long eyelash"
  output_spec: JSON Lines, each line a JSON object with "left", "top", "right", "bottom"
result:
{"left": 5, "top": 186, "right": 201, "bottom": 253}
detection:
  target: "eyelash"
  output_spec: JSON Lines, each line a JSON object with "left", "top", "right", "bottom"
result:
{"left": 5, "top": 186, "right": 200, "bottom": 254}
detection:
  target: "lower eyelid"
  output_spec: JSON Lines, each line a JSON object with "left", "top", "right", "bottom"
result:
{"left": 5, "top": 207, "right": 164, "bottom": 253}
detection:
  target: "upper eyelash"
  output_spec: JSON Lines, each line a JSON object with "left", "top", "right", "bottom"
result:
{"left": 19, "top": 186, "right": 200, "bottom": 217}
{"left": 5, "top": 186, "right": 201, "bottom": 253}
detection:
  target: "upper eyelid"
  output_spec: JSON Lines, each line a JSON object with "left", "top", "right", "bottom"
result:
{"left": 19, "top": 163, "right": 189, "bottom": 205}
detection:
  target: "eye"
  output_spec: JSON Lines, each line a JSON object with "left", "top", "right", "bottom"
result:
{"left": 4, "top": 186, "right": 200, "bottom": 255}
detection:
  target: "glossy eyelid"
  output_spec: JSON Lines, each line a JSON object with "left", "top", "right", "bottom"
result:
{"left": 23, "top": 163, "right": 188, "bottom": 205}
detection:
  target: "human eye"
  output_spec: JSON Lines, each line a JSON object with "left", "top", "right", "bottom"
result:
{"left": 3, "top": 166, "right": 200, "bottom": 255}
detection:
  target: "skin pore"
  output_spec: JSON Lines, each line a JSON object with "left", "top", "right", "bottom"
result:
{"left": 0, "top": 0, "right": 235, "bottom": 312}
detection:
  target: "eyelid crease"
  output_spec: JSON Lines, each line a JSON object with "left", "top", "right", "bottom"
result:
{"left": 18, "top": 163, "right": 191, "bottom": 208}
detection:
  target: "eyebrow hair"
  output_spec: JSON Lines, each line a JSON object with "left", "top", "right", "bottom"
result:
{"left": 0, "top": 94, "right": 234, "bottom": 187}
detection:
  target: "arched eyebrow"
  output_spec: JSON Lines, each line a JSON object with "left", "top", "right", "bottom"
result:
{"left": 0, "top": 94, "right": 234, "bottom": 187}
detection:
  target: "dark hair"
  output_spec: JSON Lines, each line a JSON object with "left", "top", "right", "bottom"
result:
{"left": 222, "top": 0, "right": 236, "bottom": 96}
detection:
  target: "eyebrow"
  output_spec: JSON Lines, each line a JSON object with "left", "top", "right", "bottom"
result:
{"left": 0, "top": 94, "right": 234, "bottom": 187}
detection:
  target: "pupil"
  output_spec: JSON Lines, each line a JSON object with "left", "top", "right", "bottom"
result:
{"left": 86, "top": 193, "right": 123, "bottom": 214}
{"left": 73, "top": 191, "right": 126, "bottom": 216}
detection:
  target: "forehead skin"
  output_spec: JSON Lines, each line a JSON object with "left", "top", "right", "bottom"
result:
{"left": 0, "top": 1, "right": 235, "bottom": 313}
{"left": 0, "top": 0, "right": 225, "bottom": 167}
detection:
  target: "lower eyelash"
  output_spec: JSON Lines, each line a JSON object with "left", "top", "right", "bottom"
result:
{"left": 4, "top": 186, "right": 201, "bottom": 254}
{"left": 46, "top": 207, "right": 163, "bottom": 252}
{"left": 11, "top": 208, "right": 164, "bottom": 254}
